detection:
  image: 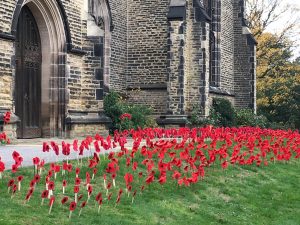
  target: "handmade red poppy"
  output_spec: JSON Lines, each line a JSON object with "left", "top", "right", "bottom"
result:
{"left": 107, "top": 193, "right": 113, "bottom": 201}
{"left": 95, "top": 192, "right": 102, "bottom": 201}
{"left": 69, "top": 201, "right": 77, "bottom": 211}
{"left": 49, "top": 196, "right": 55, "bottom": 206}
{"left": 41, "top": 190, "right": 49, "bottom": 198}
{"left": 75, "top": 178, "right": 81, "bottom": 186}
{"left": 54, "top": 165, "right": 61, "bottom": 173}
{"left": 32, "top": 157, "right": 40, "bottom": 165}
{"left": 29, "top": 180, "right": 36, "bottom": 188}
{"left": 61, "top": 196, "right": 69, "bottom": 205}
{"left": 74, "top": 186, "right": 79, "bottom": 193}
{"left": 81, "top": 201, "right": 87, "bottom": 208}
{"left": 48, "top": 181, "right": 55, "bottom": 190}
{"left": 34, "top": 174, "right": 41, "bottom": 183}
{"left": 67, "top": 164, "right": 73, "bottom": 172}
{"left": 132, "top": 162, "right": 138, "bottom": 171}
{"left": 78, "top": 194, "right": 83, "bottom": 201}
{"left": 8, "top": 179, "right": 14, "bottom": 187}
{"left": 63, "top": 180, "right": 67, "bottom": 187}
{"left": 93, "top": 168, "right": 98, "bottom": 175}
{"left": 17, "top": 175, "right": 24, "bottom": 182}
{"left": 106, "top": 182, "right": 112, "bottom": 190}
{"left": 88, "top": 184, "right": 93, "bottom": 193}
{"left": 75, "top": 167, "right": 80, "bottom": 175}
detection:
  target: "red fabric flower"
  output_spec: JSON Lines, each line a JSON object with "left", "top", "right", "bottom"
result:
{"left": 61, "top": 196, "right": 69, "bottom": 205}
{"left": 74, "top": 186, "right": 80, "bottom": 193}
{"left": 120, "top": 113, "right": 132, "bottom": 120}
{"left": 17, "top": 175, "right": 24, "bottom": 182}
{"left": 81, "top": 201, "right": 87, "bottom": 208}
{"left": 32, "top": 157, "right": 40, "bottom": 165}
{"left": 48, "top": 181, "right": 55, "bottom": 190}
{"left": 95, "top": 192, "right": 102, "bottom": 202}
{"left": 49, "top": 196, "right": 55, "bottom": 206}
{"left": 8, "top": 179, "right": 14, "bottom": 187}
{"left": 41, "top": 190, "right": 49, "bottom": 198}
{"left": 69, "top": 201, "right": 77, "bottom": 211}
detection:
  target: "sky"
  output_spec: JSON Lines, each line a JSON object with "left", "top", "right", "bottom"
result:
{"left": 265, "top": 0, "right": 300, "bottom": 59}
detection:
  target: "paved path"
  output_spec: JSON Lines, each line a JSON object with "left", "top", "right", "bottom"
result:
{"left": 0, "top": 142, "right": 121, "bottom": 171}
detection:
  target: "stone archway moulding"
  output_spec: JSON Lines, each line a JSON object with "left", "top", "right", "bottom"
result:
{"left": 10, "top": 0, "right": 86, "bottom": 55}
{"left": 12, "top": 0, "right": 69, "bottom": 137}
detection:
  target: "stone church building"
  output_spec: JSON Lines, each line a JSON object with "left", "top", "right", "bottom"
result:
{"left": 0, "top": 0, "right": 256, "bottom": 139}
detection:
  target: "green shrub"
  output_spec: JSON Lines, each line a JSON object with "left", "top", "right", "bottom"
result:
{"left": 187, "top": 105, "right": 211, "bottom": 127}
{"left": 211, "top": 98, "right": 235, "bottom": 127}
{"left": 103, "top": 91, "right": 157, "bottom": 131}
{"left": 235, "top": 108, "right": 268, "bottom": 128}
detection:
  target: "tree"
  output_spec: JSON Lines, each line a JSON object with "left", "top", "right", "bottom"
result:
{"left": 246, "top": 0, "right": 300, "bottom": 128}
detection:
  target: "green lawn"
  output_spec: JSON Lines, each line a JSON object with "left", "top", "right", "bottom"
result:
{"left": 0, "top": 157, "right": 300, "bottom": 225}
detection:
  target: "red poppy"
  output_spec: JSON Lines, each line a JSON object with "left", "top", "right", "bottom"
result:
{"left": 120, "top": 113, "right": 132, "bottom": 120}
{"left": 78, "top": 194, "right": 83, "bottom": 201}
{"left": 75, "top": 167, "right": 80, "bottom": 175}
{"left": 8, "top": 179, "right": 14, "bottom": 187}
{"left": 93, "top": 168, "right": 98, "bottom": 175}
{"left": 124, "top": 173, "right": 134, "bottom": 186}
{"left": 17, "top": 175, "right": 24, "bottom": 182}
{"left": 133, "top": 190, "right": 137, "bottom": 197}
{"left": 74, "top": 186, "right": 79, "bottom": 193}
{"left": 49, "top": 196, "right": 55, "bottom": 206}
{"left": 107, "top": 193, "right": 113, "bottom": 201}
{"left": 75, "top": 177, "right": 81, "bottom": 186}
{"left": 11, "top": 164, "right": 18, "bottom": 173}
{"left": 86, "top": 172, "right": 91, "bottom": 185}
{"left": 41, "top": 190, "right": 49, "bottom": 198}
{"left": 32, "top": 157, "right": 40, "bottom": 165}
{"left": 29, "top": 180, "right": 36, "bottom": 188}
{"left": 63, "top": 180, "right": 67, "bottom": 187}
{"left": 67, "top": 164, "right": 73, "bottom": 172}
{"left": 54, "top": 165, "right": 61, "bottom": 173}
{"left": 81, "top": 201, "right": 87, "bottom": 208}
{"left": 106, "top": 182, "right": 112, "bottom": 190}
{"left": 88, "top": 184, "right": 93, "bottom": 194}
{"left": 158, "top": 174, "right": 167, "bottom": 185}
{"left": 132, "top": 162, "right": 138, "bottom": 171}
{"left": 172, "top": 170, "right": 181, "bottom": 180}
{"left": 34, "top": 174, "right": 40, "bottom": 183}
{"left": 61, "top": 196, "right": 69, "bottom": 204}
{"left": 12, "top": 151, "right": 20, "bottom": 160}
{"left": 43, "top": 142, "right": 50, "bottom": 152}
{"left": 48, "top": 181, "right": 55, "bottom": 190}
{"left": 69, "top": 201, "right": 77, "bottom": 211}
{"left": 95, "top": 192, "right": 102, "bottom": 201}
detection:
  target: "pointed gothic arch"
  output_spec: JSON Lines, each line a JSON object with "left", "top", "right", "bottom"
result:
{"left": 12, "top": 0, "right": 68, "bottom": 137}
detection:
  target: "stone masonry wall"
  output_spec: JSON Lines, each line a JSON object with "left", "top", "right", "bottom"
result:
{"left": 126, "top": 0, "right": 169, "bottom": 113}
{"left": 0, "top": 40, "right": 14, "bottom": 110}
{"left": 62, "top": 0, "right": 83, "bottom": 48}
{"left": 108, "top": 0, "right": 127, "bottom": 92}
{"left": 220, "top": 0, "right": 234, "bottom": 92}
{"left": 0, "top": 0, "right": 15, "bottom": 34}
{"left": 233, "top": 0, "right": 253, "bottom": 109}
{"left": 126, "top": 0, "right": 169, "bottom": 86}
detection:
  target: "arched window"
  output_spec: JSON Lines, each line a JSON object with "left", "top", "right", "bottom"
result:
{"left": 204, "top": 0, "right": 221, "bottom": 87}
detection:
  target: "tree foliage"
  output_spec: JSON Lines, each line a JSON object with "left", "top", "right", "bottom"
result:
{"left": 246, "top": 0, "right": 300, "bottom": 128}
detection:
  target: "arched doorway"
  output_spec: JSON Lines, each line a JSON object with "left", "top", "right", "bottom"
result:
{"left": 15, "top": 5, "right": 42, "bottom": 138}
{"left": 13, "top": 0, "right": 69, "bottom": 138}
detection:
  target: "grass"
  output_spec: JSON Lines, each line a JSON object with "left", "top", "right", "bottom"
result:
{"left": 0, "top": 156, "right": 300, "bottom": 225}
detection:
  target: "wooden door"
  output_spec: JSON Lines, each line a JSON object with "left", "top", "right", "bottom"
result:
{"left": 15, "top": 6, "right": 42, "bottom": 138}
